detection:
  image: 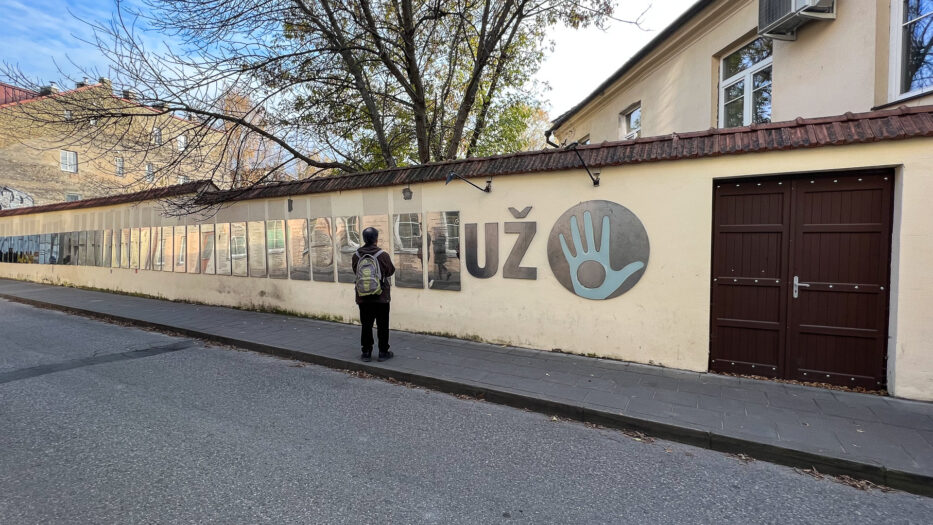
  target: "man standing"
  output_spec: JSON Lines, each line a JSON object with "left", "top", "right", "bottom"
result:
{"left": 352, "top": 227, "right": 396, "bottom": 362}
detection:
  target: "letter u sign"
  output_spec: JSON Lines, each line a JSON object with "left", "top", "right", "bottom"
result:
{"left": 464, "top": 222, "right": 536, "bottom": 280}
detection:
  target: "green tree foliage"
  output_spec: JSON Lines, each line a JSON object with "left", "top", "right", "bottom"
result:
{"left": 5, "top": 0, "right": 629, "bottom": 183}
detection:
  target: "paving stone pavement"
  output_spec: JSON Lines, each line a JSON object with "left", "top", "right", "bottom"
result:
{"left": 1, "top": 278, "right": 932, "bottom": 496}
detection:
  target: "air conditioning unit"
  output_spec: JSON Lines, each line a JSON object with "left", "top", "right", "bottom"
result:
{"left": 759, "top": 0, "right": 836, "bottom": 41}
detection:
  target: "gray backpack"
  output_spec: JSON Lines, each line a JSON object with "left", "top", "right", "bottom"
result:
{"left": 355, "top": 249, "right": 384, "bottom": 296}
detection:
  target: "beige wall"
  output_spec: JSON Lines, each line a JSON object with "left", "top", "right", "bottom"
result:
{"left": 0, "top": 84, "right": 219, "bottom": 206}
{"left": 554, "top": 0, "right": 933, "bottom": 145}
{"left": 2, "top": 138, "right": 933, "bottom": 401}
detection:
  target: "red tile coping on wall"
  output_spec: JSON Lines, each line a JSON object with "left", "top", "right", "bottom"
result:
{"left": 201, "top": 105, "right": 933, "bottom": 204}
{"left": 3, "top": 105, "right": 933, "bottom": 217}
{"left": 0, "top": 181, "right": 217, "bottom": 217}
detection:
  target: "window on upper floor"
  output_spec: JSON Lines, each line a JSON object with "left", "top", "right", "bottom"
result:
{"left": 65, "top": 193, "right": 81, "bottom": 202}
{"left": 893, "top": 0, "right": 933, "bottom": 98}
{"left": 620, "top": 104, "right": 642, "bottom": 140}
{"left": 146, "top": 163, "right": 155, "bottom": 183}
{"left": 60, "top": 150, "right": 78, "bottom": 173}
{"left": 578, "top": 135, "right": 590, "bottom": 145}
{"left": 152, "top": 127, "right": 163, "bottom": 146}
{"left": 719, "top": 37, "right": 773, "bottom": 128}
{"left": 63, "top": 110, "right": 73, "bottom": 121}
{"left": 177, "top": 175, "right": 190, "bottom": 184}
{"left": 177, "top": 134, "right": 187, "bottom": 151}
{"left": 115, "top": 156, "right": 125, "bottom": 177}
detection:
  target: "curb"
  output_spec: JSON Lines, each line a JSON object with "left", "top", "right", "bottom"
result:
{"left": 2, "top": 291, "right": 930, "bottom": 497}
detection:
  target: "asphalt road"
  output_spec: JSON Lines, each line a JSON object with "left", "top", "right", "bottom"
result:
{"left": 0, "top": 299, "right": 930, "bottom": 524}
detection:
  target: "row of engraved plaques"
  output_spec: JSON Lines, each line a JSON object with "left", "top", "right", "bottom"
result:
{"left": 0, "top": 212, "right": 462, "bottom": 290}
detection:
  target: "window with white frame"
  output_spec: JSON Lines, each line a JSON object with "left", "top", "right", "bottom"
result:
{"left": 152, "top": 127, "right": 163, "bottom": 146}
{"left": 177, "top": 175, "right": 190, "bottom": 184}
{"left": 620, "top": 104, "right": 642, "bottom": 140}
{"left": 146, "top": 163, "right": 155, "bottom": 183}
{"left": 177, "top": 134, "right": 187, "bottom": 151}
{"left": 115, "top": 156, "right": 125, "bottom": 177}
{"left": 63, "top": 110, "right": 73, "bottom": 121}
{"left": 893, "top": 0, "right": 933, "bottom": 97}
{"left": 65, "top": 193, "right": 81, "bottom": 202}
{"left": 60, "top": 150, "right": 78, "bottom": 173}
{"left": 719, "top": 37, "right": 773, "bottom": 128}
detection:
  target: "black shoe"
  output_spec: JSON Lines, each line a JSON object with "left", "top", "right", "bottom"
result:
{"left": 361, "top": 353, "right": 372, "bottom": 362}
{"left": 377, "top": 351, "right": 394, "bottom": 362}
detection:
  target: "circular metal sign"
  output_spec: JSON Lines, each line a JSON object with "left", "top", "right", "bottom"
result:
{"left": 547, "top": 200, "right": 649, "bottom": 300}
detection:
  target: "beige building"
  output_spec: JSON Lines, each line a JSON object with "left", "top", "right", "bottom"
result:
{"left": 0, "top": 79, "right": 217, "bottom": 207}
{"left": 550, "top": 0, "right": 933, "bottom": 144}
{"left": 2, "top": 0, "right": 933, "bottom": 402}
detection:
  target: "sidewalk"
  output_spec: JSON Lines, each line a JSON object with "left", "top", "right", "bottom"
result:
{"left": 1, "top": 278, "right": 931, "bottom": 496}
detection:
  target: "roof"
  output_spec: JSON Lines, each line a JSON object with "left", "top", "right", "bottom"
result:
{"left": 2, "top": 105, "right": 932, "bottom": 217}
{"left": 201, "top": 105, "right": 933, "bottom": 204}
{"left": 548, "top": 0, "right": 717, "bottom": 133}
{"left": 0, "top": 82, "right": 38, "bottom": 106}
{"left": 0, "top": 181, "right": 217, "bottom": 218}
{"left": 0, "top": 82, "right": 222, "bottom": 132}
{"left": 0, "top": 82, "right": 102, "bottom": 110}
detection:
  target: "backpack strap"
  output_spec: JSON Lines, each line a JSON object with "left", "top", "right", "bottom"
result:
{"left": 374, "top": 249, "right": 384, "bottom": 258}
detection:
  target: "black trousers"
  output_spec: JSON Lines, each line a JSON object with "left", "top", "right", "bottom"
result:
{"left": 359, "top": 302, "right": 390, "bottom": 353}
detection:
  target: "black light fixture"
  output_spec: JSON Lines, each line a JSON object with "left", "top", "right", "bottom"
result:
{"left": 402, "top": 185, "right": 413, "bottom": 200}
{"left": 566, "top": 141, "right": 600, "bottom": 186}
{"left": 287, "top": 198, "right": 294, "bottom": 212}
{"left": 445, "top": 171, "right": 491, "bottom": 193}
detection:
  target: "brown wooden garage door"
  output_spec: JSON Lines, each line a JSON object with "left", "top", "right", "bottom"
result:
{"left": 709, "top": 170, "right": 893, "bottom": 389}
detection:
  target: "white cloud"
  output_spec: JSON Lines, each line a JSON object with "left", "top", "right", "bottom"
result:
{"left": 537, "top": 0, "right": 698, "bottom": 118}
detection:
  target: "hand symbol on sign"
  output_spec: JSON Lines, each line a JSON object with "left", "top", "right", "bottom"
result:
{"left": 559, "top": 211, "right": 645, "bottom": 300}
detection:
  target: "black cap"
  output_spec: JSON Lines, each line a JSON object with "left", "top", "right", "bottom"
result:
{"left": 362, "top": 227, "right": 379, "bottom": 245}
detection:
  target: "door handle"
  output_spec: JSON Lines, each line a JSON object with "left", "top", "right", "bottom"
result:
{"left": 793, "top": 275, "right": 810, "bottom": 299}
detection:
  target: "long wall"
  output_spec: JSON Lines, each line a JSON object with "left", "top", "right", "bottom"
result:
{"left": 2, "top": 139, "right": 933, "bottom": 401}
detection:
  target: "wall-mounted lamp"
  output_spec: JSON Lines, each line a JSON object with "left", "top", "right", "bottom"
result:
{"left": 445, "top": 171, "right": 491, "bottom": 193}
{"left": 402, "top": 185, "right": 413, "bottom": 200}
{"left": 287, "top": 198, "right": 294, "bottom": 212}
{"left": 566, "top": 141, "right": 600, "bottom": 186}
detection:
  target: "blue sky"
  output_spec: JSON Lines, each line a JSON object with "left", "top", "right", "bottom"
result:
{"left": 1, "top": 0, "right": 122, "bottom": 85}
{"left": 0, "top": 0, "right": 695, "bottom": 115}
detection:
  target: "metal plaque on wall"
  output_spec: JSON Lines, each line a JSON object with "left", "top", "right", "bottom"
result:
{"left": 546, "top": 200, "right": 649, "bottom": 300}
{"left": 160, "top": 227, "right": 174, "bottom": 272}
{"left": 247, "top": 221, "right": 267, "bottom": 277}
{"left": 173, "top": 226, "right": 186, "bottom": 272}
{"left": 310, "top": 217, "right": 334, "bottom": 282}
{"left": 140, "top": 228, "right": 151, "bottom": 270}
{"left": 267, "top": 220, "right": 287, "bottom": 279}
{"left": 93, "top": 230, "right": 103, "bottom": 267}
{"left": 215, "top": 223, "right": 232, "bottom": 276}
{"left": 151, "top": 227, "right": 163, "bottom": 271}
{"left": 200, "top": 224, "right": 216, "bottom": 275}
{"left": 122, "top": 229, "right": 132, "bottom": 269}
{"left": 186, "top": 225, "right": 200, "bottom": 274}
{"left": 130, "top": 228, "right": 140, "bottom": 269}
{"left": 286, "top": 219, "right": 310, "bottom": 281}
{"left": 110, "top": 230, "right": 119, "bottom": 268}
{"left": 426, "top": 211, "right": 461, "bottom": 291}
{"left": 334, "top": 216, "right": 361, "bottom": 283}
{"left": 392, "top": 213, "right": 424, "bottom": 288}
{"left": 230, "top": 222, "right": 248, "bottom": 277}
{"left": 77, "top": 231, "right": 87, "bottom": 266}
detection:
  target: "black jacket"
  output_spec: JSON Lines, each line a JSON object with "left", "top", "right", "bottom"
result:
{"left": 351, "top": 244, "right": 396, "bottom": 304}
